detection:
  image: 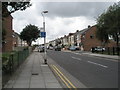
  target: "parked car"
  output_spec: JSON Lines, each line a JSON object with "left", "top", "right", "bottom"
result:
{"left": 39, "top": 46, "right": 44, "bottom": 52}
{"left": 55, "top": 46, "right": 61, "bottom": 51}
{"left": 91, "top": 46, "right": 105, "bottom": 52}
{"left": 49, "top": 46, "right": 54, "bottom": 50}
{"left": 69, "top": 45, "right": 76, "bottom": 51}
{"left": 75, "top": 46, "right": 80, "bottom": 50}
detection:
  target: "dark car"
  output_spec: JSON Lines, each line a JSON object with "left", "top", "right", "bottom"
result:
{"left": 55, "top": 46, "right": 61, "bottom": 51}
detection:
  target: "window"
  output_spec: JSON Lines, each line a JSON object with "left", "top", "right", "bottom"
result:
{"left": 90, "top": 35, "right": 94, "bottom": 39}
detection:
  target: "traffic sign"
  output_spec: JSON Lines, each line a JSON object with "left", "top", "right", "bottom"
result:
{"left": 40, "top": 32, "right": 46, "bottom": 38}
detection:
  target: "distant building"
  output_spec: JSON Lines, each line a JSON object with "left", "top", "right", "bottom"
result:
{"left": 13, "top": 32, "right": 27, "bottom": 48}
{"left": 49, "top": 40, "right": 56, "bottom": 47}
{"left": 63, "top": 35, "right": 69, "bottom": 46}
{"left": 48, "top": 25, "right": 117, "bottom": 51}
{"left": 68, "top": 33, "right": 75, "bottom": 46}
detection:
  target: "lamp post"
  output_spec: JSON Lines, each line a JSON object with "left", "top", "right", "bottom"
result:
{"left": 41, "top": 11, "right": 48, "bottom": 64}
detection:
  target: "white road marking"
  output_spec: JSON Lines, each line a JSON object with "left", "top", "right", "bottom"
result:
{"left": 73, "top": 53, "right": 82, "bottom": 55}
{"left": 87, "top": 61, "right": 108, "bottom": 68}
{"left": 71, "top": 56, "right": 81, "bottom": 61}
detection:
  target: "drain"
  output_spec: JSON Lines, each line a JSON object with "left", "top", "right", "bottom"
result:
{"left": 32, "top": 73, "right": 39, "bottom": 75}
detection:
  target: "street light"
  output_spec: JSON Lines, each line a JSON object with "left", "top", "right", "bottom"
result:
{"left": 41, "top": 10, "right": 48, "bottom": 64}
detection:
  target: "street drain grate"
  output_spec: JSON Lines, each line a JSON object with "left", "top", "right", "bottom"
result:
{"left": 32, "top": 73, "right": 39, "bottom": 75}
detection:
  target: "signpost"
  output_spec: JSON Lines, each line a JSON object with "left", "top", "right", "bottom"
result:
{"left": 40, "top": 32, "right": 46, "bottom": 38}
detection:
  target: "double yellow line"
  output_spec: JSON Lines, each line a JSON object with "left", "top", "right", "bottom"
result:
{"left": 51, "top": 65, "right": 77, "bottom": 90}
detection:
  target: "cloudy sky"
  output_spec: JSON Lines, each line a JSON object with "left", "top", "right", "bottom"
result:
{"left": 11, "top": 0, "right": 116, "bottom": 44}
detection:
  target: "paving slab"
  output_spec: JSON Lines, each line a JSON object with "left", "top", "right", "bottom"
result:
{"left": 3, "top": 50, "right": 62, "bottom": 89}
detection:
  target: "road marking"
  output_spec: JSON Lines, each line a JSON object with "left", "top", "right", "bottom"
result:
{"left": 53, "top": 65, "right": 76, "bottom": 89}
{"left": 51, "top": 65, "right": 71, "bottom": 88}
{"left": 87, "top": 61, "right": 108, "bottom": 68}
{"left": 73, "top": 52, "right": 82, "bottom": 55}
{"left": 71, "top": 56, "right": 81, "bottom": 61}
{"left": 51, "top": 65, "right": 77, "bottom": 89}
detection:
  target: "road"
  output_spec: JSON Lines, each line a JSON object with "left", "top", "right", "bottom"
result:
{"left": 47, "top": 50, "right": 119, "bottom": 88}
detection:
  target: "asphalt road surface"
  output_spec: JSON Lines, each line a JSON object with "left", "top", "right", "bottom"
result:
{"left": 47, "top": 50, "right": 119, "bottom": 88}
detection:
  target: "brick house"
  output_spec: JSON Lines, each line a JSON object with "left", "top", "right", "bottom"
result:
{"left": 79, "top": 25, "right": 117, "bottom": 51}
{"left": 81, "top": 26, "right": 101, "bottom": 51}
{"left": 2, "top": 14, "right": 14, "bottom": 52}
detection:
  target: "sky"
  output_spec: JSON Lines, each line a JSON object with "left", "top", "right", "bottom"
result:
{"left": 11, "top": 0, "right": 117, "bottom": 45}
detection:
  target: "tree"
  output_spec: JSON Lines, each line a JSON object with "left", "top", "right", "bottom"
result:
{"left": 20, "top": 24, "right": 40, "bottom": 46}
{"left": 2, "top": 1, "right": 32, "bottom": 45}
{"left": 96, "top": 2, "right": 120, "bottom": 46}
{"left": 2, "top": 2, "right": 32, "bottom": 17}
{"left": 96, "top": 13, "right": 109, "bottom": 46}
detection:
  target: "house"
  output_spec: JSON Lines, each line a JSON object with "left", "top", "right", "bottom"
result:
{"left": 63, "top": 35, "right": 69, "bottom": 46}
{"left": 12, "top": 32, "right": 28, "bottom": 50}
{"left": 49, "top": 40, "right": 56, "bottom": 47}
{"left": 68, "top": 33, "right": 75, "bottom": 47}
{"left": 75, "top": 28, "right": 88, "bottom": 50}
{"left": 74, "top": 30, "right": 79, "bottom": 46}
{"left": 81, "top": 26, "right": 101, "bottom": 51}
{"left": 2, "top": 14, "right": 14, "bottom": 52}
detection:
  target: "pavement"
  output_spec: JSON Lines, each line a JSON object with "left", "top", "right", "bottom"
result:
{"left": 3, "top": 49, "right": 62, "bottom": 89}
{"left": 79, "top": 51, "right": 119, "bottom": 60}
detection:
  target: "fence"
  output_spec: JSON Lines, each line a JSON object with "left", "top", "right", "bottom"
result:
{"left": 2, "top": 48, "right": 31, "bottom": 87}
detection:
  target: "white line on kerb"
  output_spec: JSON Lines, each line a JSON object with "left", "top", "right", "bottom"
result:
{"left": 71, "top": 56, "right": 81, "bottom": 61}
{"left": 87, "top": 61, "right": 108, "bottom": 68}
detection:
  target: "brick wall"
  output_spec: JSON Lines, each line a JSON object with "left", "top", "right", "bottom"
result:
{"left": 2, "top": 15, "right": 14, "bottom": 52}
{"left": 82, "top": 26, "right": 117, "bottom": 51}
{"left": 82, "top": 26, "right": 101, "bottom": 51}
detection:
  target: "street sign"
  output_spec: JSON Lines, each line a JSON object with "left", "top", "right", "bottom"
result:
{"left": 40, "top": 32, "right": 46, "bottom": 38}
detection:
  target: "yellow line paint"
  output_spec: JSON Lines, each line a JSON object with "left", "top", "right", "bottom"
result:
{"left": 53, "top": 65, "right": 77, "bottom": 89}
{"left": 51, "top": 65, "right": 71, "bottom": 89}
{"left": 51, "top": 65, "right": 77, "bottom": 90}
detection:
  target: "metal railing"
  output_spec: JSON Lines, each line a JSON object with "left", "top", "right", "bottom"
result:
{"left": 2, "top": 48, "right": 30, "bottom": 87}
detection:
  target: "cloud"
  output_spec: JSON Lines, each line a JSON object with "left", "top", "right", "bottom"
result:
{"left": 12, "top": 2, "right": 43, "bottom": 33}
{"left": 45, "top": 16, "right": 96, "bottom": 42}
{"left": 11, "top": 1, "right": 116, "bottom": 44}
{"left": 36, "top": 2, "right": 115, "bottom": 18}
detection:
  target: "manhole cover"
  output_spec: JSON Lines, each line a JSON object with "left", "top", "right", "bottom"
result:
{"left": 32, "top": 73, "right": 39, "bottom": 75}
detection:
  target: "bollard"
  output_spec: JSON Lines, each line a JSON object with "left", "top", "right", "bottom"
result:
{"left": 117, "top": 47, "right": 119, "bottom": 55}
{"left": 113, "top": 47, "right": 115, "bottom": 55}
{"left": 18, "top": 51, "right": 19, "bottom": 67}
{"left": 108, "top": 47, "right": 110, "bottom": 55}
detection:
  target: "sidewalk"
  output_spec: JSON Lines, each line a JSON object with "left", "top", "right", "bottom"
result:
{"left": 62, "top": 50, "right": 119, "bottom": 60}
{"left": 81, "top": 51, "right": 119, "bottom": 60}
{"left": 3, "top": 49, "right": 62, "bottom": 88}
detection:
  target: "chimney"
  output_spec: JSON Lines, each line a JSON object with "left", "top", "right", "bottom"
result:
{"left": 76, "top": 30, "right": 79, "bottom": 32}
{"left": 88, "top": 25, "right": 91, "bottom": 28}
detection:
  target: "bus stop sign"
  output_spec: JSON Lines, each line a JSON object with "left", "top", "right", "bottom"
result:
{"left": 40, "top": 32, "right": 46, "bottom": 38}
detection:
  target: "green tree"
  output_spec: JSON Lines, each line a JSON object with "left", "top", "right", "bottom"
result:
{"left": 96, "top": 2, "right": 120, "bottom": 46}
{"left": 2, "top": 1, "right": 32, "bottom": 45}
{"left": 96, "top": 13, "right": 109, "bottom": 46}
{"left": 20, "top": 24, "right": 40, "bottom": 46}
